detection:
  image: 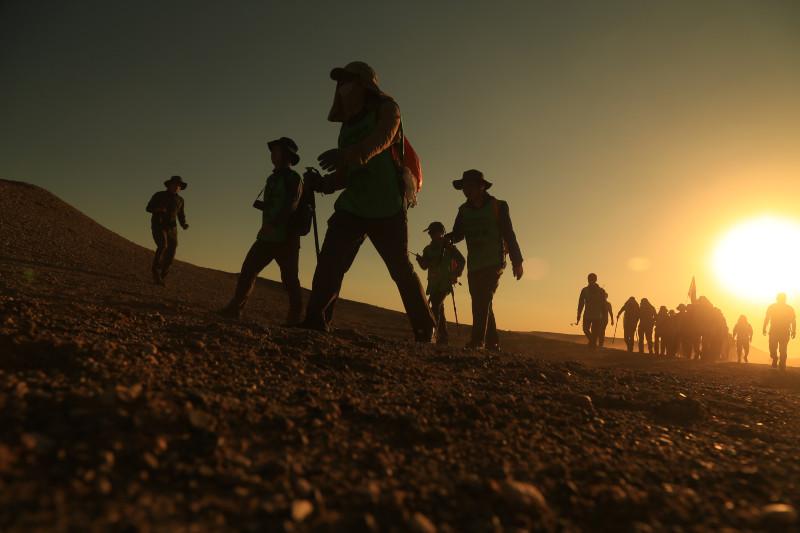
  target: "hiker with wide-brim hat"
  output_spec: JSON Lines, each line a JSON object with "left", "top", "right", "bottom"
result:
{"left": 446, "top": 169, "right": 524, "bottom": 351}
{"left": 220, "top": 137, "right": 304, "bottom": 323}
{"left": 298, "top": 61, "right": 435, "bottom": 341}
{"left": 146, "top": 176, "right": 189, "bottom": 285}
{"left": 416, "top": 221, "right": 465, "bottom": 346}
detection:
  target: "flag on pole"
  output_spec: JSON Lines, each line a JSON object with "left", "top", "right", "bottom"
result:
{"left": 688, "top": 276, "right": 697, "bottom": 304}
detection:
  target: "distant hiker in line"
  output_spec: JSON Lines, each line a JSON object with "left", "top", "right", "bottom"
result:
{"left": 146, "top": 175, "right": 189, "bottom": 286}
{"left": 733, "top": 315, "right": 753, "bottom": 363}
{"left": 220, "top": 138, "right": 304, "bottom": 323}
{"left": 300, "top": 61, "right": 435, "bottom": 341}
{"left": 447, "top": 169, "right": 524, "bottom": 351}
{"left": 638, "top": 297, "right": 657, "bottom": 354}
{"left": 576, "top": 273, "right": 608, "bottom": 350}
{"left": 763, "top": 293, "right": 796, "bottom": 370}
{"left": 416, "top": 221, "right": 465, "bottom": 346}
{"left": 654, "top": 305, "right": 669, "bottom": 355}
{"left": 616, "top": 297, "right": 640, "bottom": 352}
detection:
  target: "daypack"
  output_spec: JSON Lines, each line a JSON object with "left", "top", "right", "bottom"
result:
{"left": 288, "top": 180, "right": 315, "bottom": 236}
{"left": 391, "top": 122, "right": 423, "bottom": 208}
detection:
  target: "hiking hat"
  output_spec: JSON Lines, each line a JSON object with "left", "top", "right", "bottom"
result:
{"left": 328, "top": 61, "right": 393, "bottom": 122}
{"left": 164, "top": 175, "right": 187, "bottom": 190}
{"left": 267, "top": 137, "right": 300, "bottom": 166}
{"left": 330, "top": 61, "right": 385, "bottom": 95}
{"left": 424, "top": 221, "right": 446, "bottom": 234}
{"left": 452, "top": 169, "right": 493, "bottom": 190}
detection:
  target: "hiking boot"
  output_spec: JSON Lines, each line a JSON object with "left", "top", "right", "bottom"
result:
{"left": 295, "top": 318, "right": 329, "bottom": 333}
{"left": 436, "top": 337, "right": 449, "bottom": 346}
{"left": 464, "top": 341, "right": 484, "bottom": 351}
{"left": 152, "top": 270, "right": 163, "bottom": 285}
{"left": 414, "top": 326, "right": 435, "bottom": 343}
{"left": 486, "top": 343, "right": 501, "bottom": 353}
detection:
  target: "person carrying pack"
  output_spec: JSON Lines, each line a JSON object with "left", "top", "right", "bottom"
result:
{"left": 417, "top": 221, "right": 466, "bottom": 346}
{"left": 617, "top": 297, "right": 640, "bottom": 352}
{"left": 576, "top": 273, "right": 608, "bottom": 349}
{"left": 146, "top": 175, "right": 189, "bottom": 286}
{"left": 732, "top": 315, "right": 753, "bottom": 363}
{"left": 299, "top": 61, "right": 435, "bottom": 341}
{"left": 447, "top": 169, "right": 524, "bottom": 351}
{"left": 220, "top": 137, "right": 305, "bottom": 323}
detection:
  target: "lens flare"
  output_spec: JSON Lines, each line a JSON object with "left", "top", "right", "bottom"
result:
{"left": 713, "top": 216, "right": 800, "bottom": 303}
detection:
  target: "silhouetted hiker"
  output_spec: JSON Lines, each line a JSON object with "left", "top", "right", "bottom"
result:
{"left": 416, "top": 221, "right": 466, "bottom": 346}
{"left": 599, "top": 291, "right": 614, "bottom": 347}
{"left": 616, "top": 297, "right": 640, "bottom": 352}
{"left": 683, "top": 302, "right": 702, "bottom": 360}
{"left": 733, "top": 315, "right": 753, "bottom": 363}
{"left": 763, "top": 293, "right": 796, "bottom": 370}
{"left": 146, "top": 176, "right": 189, "bottom": 286}
{"left": 638, "top": 298, "right": 657, "bottom": 354}
{"left": 220, "top": 138, "right": 304, "bottom": 323}
{"left": 299, "top": 61, "right": 435, "bottom": 341}
{"left": 655, "top": 306, "right": 669, "bottom": 355}
{"left": 447, "top": 169, "right": 523, "bottom": 351}
{"left": 576, "top": 273, "right": 607, "bottom": 349}
{"left": 665, "top": 310, "right": 679, "bottom": 357}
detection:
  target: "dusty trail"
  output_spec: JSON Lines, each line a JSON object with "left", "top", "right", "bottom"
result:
{"left": 3, "top": 179, "right": 800, "bottom": 532}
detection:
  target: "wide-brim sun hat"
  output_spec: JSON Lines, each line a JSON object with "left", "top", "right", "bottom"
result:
{"left": 452, "top": 169, "right": 493, "bottom": 190}
{"left": 267, "top": 136, "right": 301, "bottom": 166}
{"left": 164, "top": 175, "right": 188, "bottom": 189}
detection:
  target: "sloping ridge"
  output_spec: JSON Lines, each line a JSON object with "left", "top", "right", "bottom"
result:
{"left": 0, "top": 178, "right": 417, "bottom": 337}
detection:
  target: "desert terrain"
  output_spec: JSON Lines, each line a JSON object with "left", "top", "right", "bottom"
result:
{"left": 3, "top": 178, "right": 800, "bottom": 532}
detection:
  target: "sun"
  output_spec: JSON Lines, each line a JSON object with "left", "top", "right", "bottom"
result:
{"left": 713, "top": 216, "right": 800, "bottom": 303}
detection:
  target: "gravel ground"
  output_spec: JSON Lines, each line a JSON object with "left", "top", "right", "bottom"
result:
{"left": 3, "top": 178, "right": 800, "bottom": 532}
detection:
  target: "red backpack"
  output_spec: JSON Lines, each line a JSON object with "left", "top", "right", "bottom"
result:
{"left": 391, "top": 122, "right": 423, "bottom": 207}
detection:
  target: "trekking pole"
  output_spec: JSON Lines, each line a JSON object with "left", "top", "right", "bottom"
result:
{"left": 450, "top": 285, "right": 459, "bottom": 337}
{"left": 311, "top": 196, "right": 320, "bottom": 260}
{"left": 612, "top": 321, "right": 619, "bottom": 345}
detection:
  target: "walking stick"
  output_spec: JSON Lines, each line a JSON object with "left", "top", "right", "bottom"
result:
{"left": 612, "top": 321, "right": 619, "bottom": 345}
{"left": 310, "top": 192, "right": 320, "bottom": 260}
{"left": 450, "top": 285, "right": 459, "bottom": 337}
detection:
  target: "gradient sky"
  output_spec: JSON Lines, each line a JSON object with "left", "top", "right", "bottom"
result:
{"left": 3, "top": 1, "right": 800, "bottom": 349}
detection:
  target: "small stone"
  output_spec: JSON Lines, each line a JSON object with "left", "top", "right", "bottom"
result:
{"left": 291, "top": 499, "right": 313, "bottom": 522}
{"left": 409, "top": 512, "right": 437, "bottom": 533}
{"left": 500, "top": 479, "right": 549, "bottom": 512}
{"left": 761, "top": 503, "right": 798, "bottom": 527}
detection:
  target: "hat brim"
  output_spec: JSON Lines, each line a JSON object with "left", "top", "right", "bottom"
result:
{"left": 452, "top": 178, "right": 492, "bottom": 190}
{"left": 164, "top": 180, "right": 187, "bottom": 190}
{"left": 267, "top": 141, "right": 301, "bottom": 166}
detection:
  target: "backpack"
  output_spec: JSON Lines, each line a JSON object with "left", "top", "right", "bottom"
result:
{"left": 391, "top": 122, "right": 423, "bottom": 208}
{"left": 288, "top": 180, "right": 315, "bottom": 237}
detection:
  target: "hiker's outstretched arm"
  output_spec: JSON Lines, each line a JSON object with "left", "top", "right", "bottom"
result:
{"left": 448, "top": 212, "right": 465, "bottom": 244}
{"left": 341, "top": 100, "right": 401, "bottom": 169}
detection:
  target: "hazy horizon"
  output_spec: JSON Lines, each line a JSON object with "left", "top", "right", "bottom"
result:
{"left": 3, "top": 1, "right": 800, "bottom": 351}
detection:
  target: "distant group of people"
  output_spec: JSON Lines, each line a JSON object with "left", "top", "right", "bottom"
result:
{"left": 576, "top": 274, "right": 797, "bottom": 370}
{"left": 144, "top": 61, "right": 524, "bottom": 350}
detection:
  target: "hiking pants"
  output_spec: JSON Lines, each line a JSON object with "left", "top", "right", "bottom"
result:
{"left": 304, "top": 210, "right": 434, "bottom": 338}
{"left": 230, "top": 237, "right": 302, "bottom": 322}
{"left": 736, "top": 340, "right": 750, "bottom": 363}
{"left": 582, "top": 318, "right": 604, "bottom": 348}
{"left": 623, "top": 321, "right": 637, "bottom": 352}
{"left": 152, "top": 225, "right": 178, "bottom": 276}
{"left": 429, "top": 291, "right": 449, "bottom": 344}
{"left": 769, "top": 332, "right": 790, "bottom": 369}
{"left": 468, "top": 266, "right": 503, "bottom": 348}
{"left": 638, "top": 322, "right": 654, "bottom": 354}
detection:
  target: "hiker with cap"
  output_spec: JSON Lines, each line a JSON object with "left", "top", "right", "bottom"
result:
{"left": 299, "top": 61, "right": 435, "bottom": 340}
{"left": 417, "top": 221, "right": 466, "bottom": 346}
{"left": 576, "top": 273, "right": 608, "bottom": 349}
{"left": 763, "top": 293, "right": 796, "bottom": 370}
{"left": 446, "top": 169, "right": 524, "bottom": 351}
{"left": 146, "top": 175, "right": 189, "bottom": 285}
{"left": 220, "top": 137, "right": 304, "bottom": 323}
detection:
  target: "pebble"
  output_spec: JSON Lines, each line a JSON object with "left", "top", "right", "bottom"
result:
{"left": 291, "top": 499, "right": 313, "bottom": 522}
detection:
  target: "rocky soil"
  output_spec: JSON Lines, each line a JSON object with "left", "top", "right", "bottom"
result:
{"left": 3, "top": 179, "right": 800, "bottom": 532}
